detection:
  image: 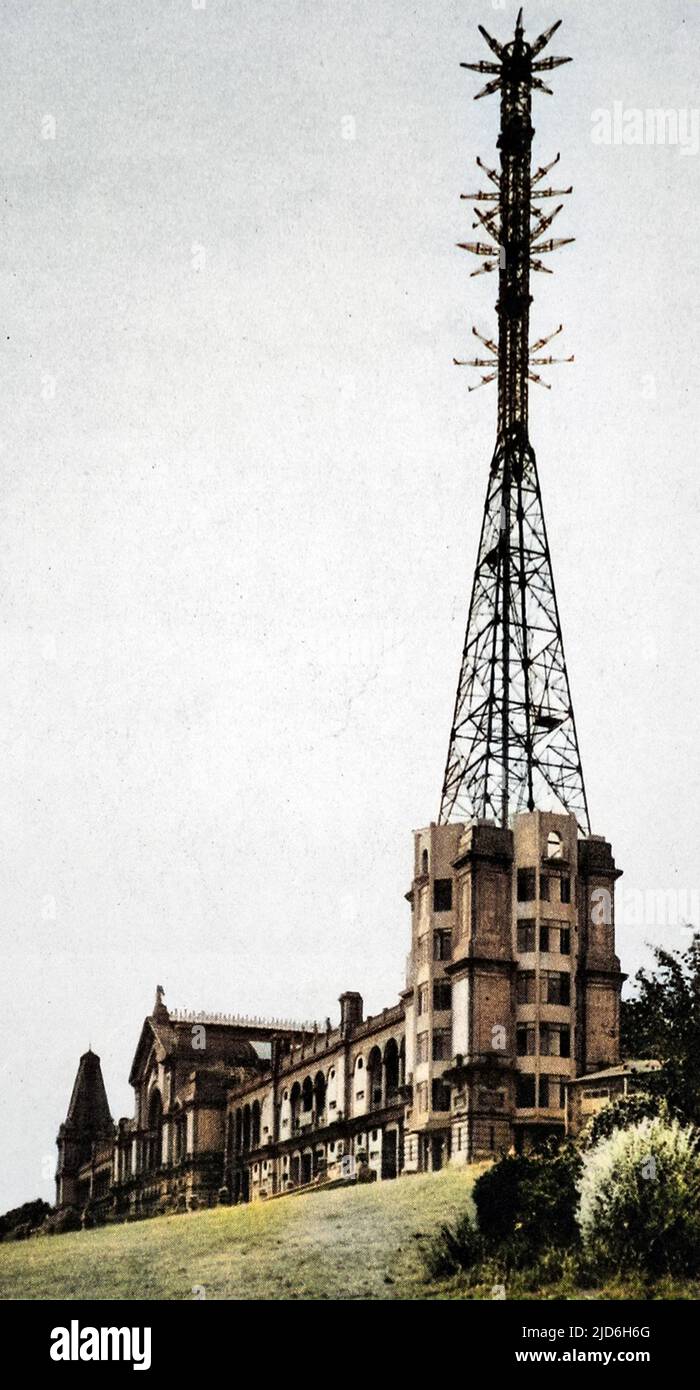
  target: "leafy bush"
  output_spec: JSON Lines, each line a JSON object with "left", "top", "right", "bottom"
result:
{"left": 472, "top": 1143, "right": 581, "bottom": 1266}
{"left": 425, "top": 1212, "right": 484, "bottom": 1278}
{"left": 577, "top": 1117, "right": 700, "bottom": 1276}
{"left": 582, "top": 1091, "right": 667, "bottom": 1149}
{"left": 425, "top": 1143, "right": 581, "bottom": 1280}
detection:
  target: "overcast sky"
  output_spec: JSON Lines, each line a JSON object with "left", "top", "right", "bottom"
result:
{"left": 1, "top": 0, "right": 699, "bottom": 1212}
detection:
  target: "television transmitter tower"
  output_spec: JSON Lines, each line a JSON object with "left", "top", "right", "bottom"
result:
{"left": 439, "top": 10, "right": 590, "bottom": 834}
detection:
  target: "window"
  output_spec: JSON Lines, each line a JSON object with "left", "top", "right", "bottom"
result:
{"left": 516, "top": 1023, "right": 536, "bottom": 1057}
{"left": 517, "top": 920, "right": 536, "bottom": 952}
{"left": 516, "top": 970, "right": 536, "bottom": 1004}
{"left": 516, "top": 1074, "right": 536, "bottom": 1108}
{"left": 517, "top": 868, "right": 536, "bottom": 902}
{"left": 433, "top": 878, "right": 453, "bottom": 912}
{"left": 416, "top": 1081, "right": 429, "bottom": 1113}
{"left": 560, "top": 875, "right": 571, "bottom": 904}
{"left": 433, "top": 929, "right": 452, "bottom": 961}
{"left": 432, "top": 1080, "right": 451, "bottom": 1112}
{"left": 433, "top": 980, "right": 452, "bottom": 1011}
{"left": 547, "top": 831, "right": 563, "bottom": 859}
{"left": 539, "top": 1023, "right": 571, "bottom": 1058}
{"left": 541, "top": 971, "right": 571, "bottom": 1006}
{"left": 416, "top": 1032, "right": 429, "bottom": 1064}
{"left": 421, "top": 848, "right": 429, "bottom": 876}
{"left": 539, "top": 1075, "right": 565, "bottom": 1109}
{"left": 356, "top": 1057, "right": 363, "bottom": 1069}
{"left": 432, "top": 1029, "right": 451, "bottom": 1061}
{"left": 416, "top": 935, "right": 430, "bottom": 967}
{"left": 540, "top": 875, "right": 550, "bottom": 901}
{"left": 540, "top": 922, "right": 571, "bottom": 954}
{"left": 417, "top": 983, "right": 429, "bottom": 1015}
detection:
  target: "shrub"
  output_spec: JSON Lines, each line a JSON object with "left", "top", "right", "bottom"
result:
{"left": 425, "top": 1212, "right": 484, "bottom": 1279}
{"left": 472, "top": 1143, "right": 581, "bottom": 1266}
{"left": 426, "top": 1144, "right": 582, "bottom": 1281}
{"left": 44, "top": 1207, "right": 81, "bottom": 1236}
{"left": 582, "top": 1091, "right": 668, "bottom": 1149}
{"left": 577, "top": 1117, "right": 700, "bottom": 1276}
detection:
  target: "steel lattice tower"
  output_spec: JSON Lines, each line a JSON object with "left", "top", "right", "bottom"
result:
{"left": 439, "top": 11, "right": 590, "bottom": 835}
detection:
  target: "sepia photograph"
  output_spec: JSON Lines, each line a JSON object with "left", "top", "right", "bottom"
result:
{"left": 0, "top": 0, "right": 698, "bottom": 1365}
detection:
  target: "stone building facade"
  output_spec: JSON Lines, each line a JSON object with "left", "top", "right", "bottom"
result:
{"left": 56, "top": 809, "right": 625, "bottom": 1221}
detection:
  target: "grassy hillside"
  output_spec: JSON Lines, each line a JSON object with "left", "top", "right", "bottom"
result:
{"left": 1, "top": 1168, "right": 698, "bottom": 1300}
{"left": 0, "top": 1169, "right": 480, "bottom": 1301}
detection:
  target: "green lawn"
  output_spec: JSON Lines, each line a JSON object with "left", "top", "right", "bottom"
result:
{"left": 0, "top": 1169, "right": 481, "bottom": 1301}
{"left": 1, "top": 1169, "right": 698, "bottom": 1301}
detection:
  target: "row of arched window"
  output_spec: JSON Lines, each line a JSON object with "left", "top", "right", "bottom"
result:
{"left": 226, "top": 1037, "right": 405, "bottom": 1158}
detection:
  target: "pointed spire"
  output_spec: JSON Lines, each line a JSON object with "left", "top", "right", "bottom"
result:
{"left": 152, "top": 984, "right": 169, "bottom": 1022}
{"left": 63, "top": 1049, "right": 114, "bottom": 1135}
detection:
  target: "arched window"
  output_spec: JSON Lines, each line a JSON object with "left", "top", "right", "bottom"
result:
{"left": 146, "top": 1089, "right": 163, "bottom": 1171}
{"left": 421, "top": 849, "right": 429, "bottom": 876}
{"left": 314, "top": 1071, "right": 326, "bottom": 1119}
{"left": 367, "top": 1046, "right": 383, "bottom": 1110}
{"left": 384, "top": 1038, "right": 400, "bottom": 1104}
{"left": 547, "top": 831, "right": 564, "bottom": 860}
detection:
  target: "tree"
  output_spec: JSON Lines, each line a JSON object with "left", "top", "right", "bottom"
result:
{"left": 0, "top": 1199, "right": 52, "bottom": 1242}
{"left": 621, "top": 931, "right": 700, "bottom": 1125}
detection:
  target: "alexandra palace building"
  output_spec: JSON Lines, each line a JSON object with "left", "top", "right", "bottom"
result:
{"left": 56, "top": 810, "right": 624, "bottom": 1221}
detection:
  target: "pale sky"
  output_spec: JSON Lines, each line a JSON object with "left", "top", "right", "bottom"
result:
{"left": 1, "top": 0, "right": 699, "bottom": 1211}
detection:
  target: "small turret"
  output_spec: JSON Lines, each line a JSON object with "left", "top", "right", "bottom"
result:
{"left": 55, "top": 1049, "right": 114, "bottom": 1209}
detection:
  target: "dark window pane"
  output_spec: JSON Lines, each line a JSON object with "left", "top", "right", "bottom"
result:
{"left": 540, "top": 875, "right": 550, "bottom": 901}
{"left": 433, "top": 980, "right": 452, "bottom": 1011}
{"left": 515, "top": 1074, "right": 536, "bottom": 1108}
{"left": 517, "top": 868, "right": 536, "bottom": 902}
{"left": 432, "top": 1080, "right": 451, "bottom": 1112}
{"left": 516, "top": 971, "right": 535, "bottom": 1004}
{"left": 560, "top": 876, "right": 571, "bottom": 904}
{"left": 560, "top": 928, "right": 570, "bottom": 955}
{"left": 517, "top": 921, "right": 536, "bottom": 952}
{"left": 433, "top": 879, "right": 453, "bottom": 912}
